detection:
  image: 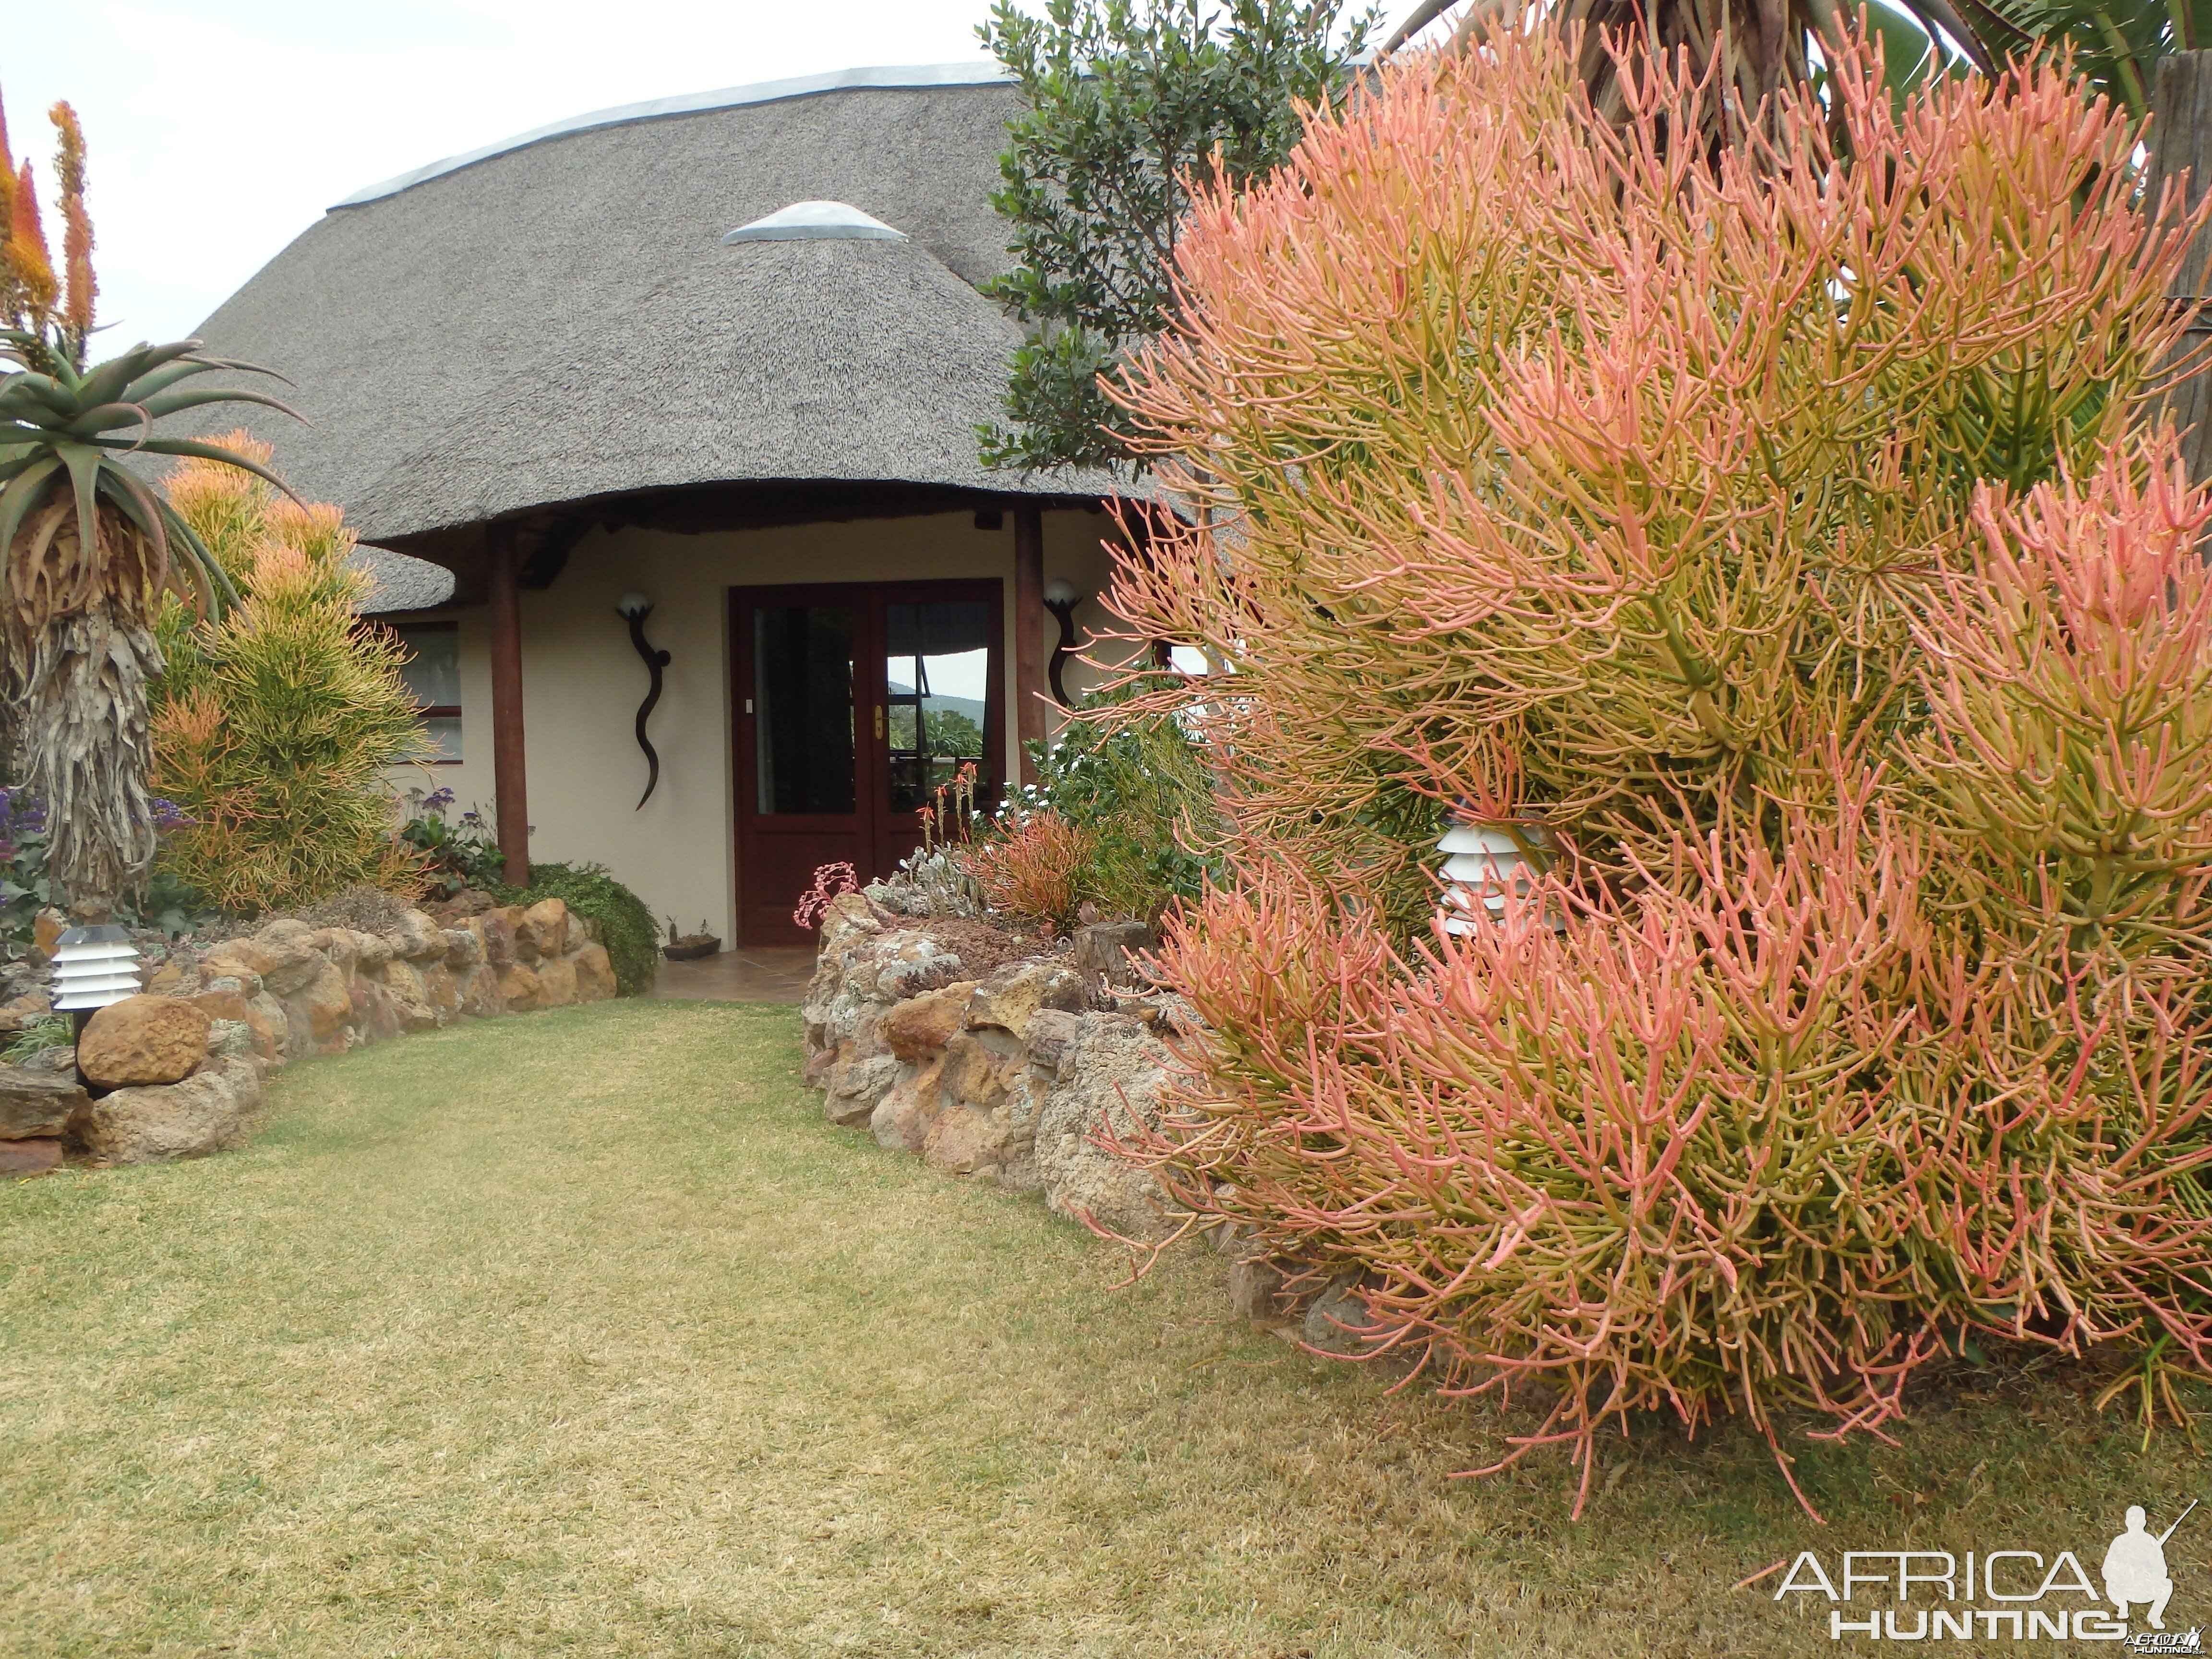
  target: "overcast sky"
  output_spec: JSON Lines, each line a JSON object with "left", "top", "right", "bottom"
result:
{"left": 8, "top": 1, "right": 1033, "bottom": 347}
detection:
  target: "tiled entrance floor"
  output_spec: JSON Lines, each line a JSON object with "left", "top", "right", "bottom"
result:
{"left": 646, "top": 947, "right": 817, "bottom": 1005}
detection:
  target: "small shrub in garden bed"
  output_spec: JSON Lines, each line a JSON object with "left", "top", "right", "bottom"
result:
{"left": 1010, "top": 680, "right": 1214, "bottom": 926}
{"left": 966, "top": 813, "right": 1090, "bottom": 934}
{"left": 399, "top": 788, "right": 506, "bottom": 896}
{"left": 1098, "top": 33, "right": 2212, "bottom": 1515}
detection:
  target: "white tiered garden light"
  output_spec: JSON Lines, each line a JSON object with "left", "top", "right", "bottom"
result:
{"left": 51, "top": 925, "right": 143, "bottom": 1024}
{"left": 1436, "top": 823, "right": 1556, "bottom": 935}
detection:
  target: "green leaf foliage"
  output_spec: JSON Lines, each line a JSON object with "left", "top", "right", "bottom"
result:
{"left": 976, "top": 0, "right": 1377, "bottom": 474}
{"left": 1009, "top": 676, "right": 1215, "bottom": 922}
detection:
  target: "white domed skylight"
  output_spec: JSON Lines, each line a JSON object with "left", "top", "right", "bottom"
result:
{"left": 721, "top": 201, "right": 906, "bottom": 243}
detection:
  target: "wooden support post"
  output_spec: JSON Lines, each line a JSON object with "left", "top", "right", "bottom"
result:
{"left": 2151, "top": 52, "right": 2212, "bottom": 491}
{"left": 486, "top": 520, "right": 530, "bottom": 887}
{"left": 1012, "top": 501, "right": 1047, "bottom": 787}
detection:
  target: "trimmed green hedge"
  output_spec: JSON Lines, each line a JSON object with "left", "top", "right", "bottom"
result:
{"left": 495, "top": 862, "right": 657, "bottom": 996}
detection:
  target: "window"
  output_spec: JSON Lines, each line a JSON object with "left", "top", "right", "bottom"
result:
{"left": 394, "top": 622, "right": 461, "bottom": 762}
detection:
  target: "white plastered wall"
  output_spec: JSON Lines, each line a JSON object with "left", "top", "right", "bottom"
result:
{"left": 395, "top": 506, "right": 1120, "bottom": 946}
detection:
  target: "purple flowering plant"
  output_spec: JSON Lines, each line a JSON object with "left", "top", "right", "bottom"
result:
{"left": 0, "top": 789, "right": 215, "bottom": 946}
{"left": 398, "top": 786, "right": 505, "bottom": 898}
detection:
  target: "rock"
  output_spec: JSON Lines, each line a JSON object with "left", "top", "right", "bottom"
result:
{"left": 1020, "top": 1009, "right": 1082, "bottom": 1075}
{"left": 0, "top": 992, "right": 52, "bottom": 1028}
{"left": 147, "top": 960, "right": 190, "bottom": 995}
{"left": 204, "top": 1020, "right": 253, "bottom": 1060}
{"left": 1302, "top": 1274, "right": 1377, "bottom": 1356}
{"left": 1074, "top": 919, "right": 1155, "bottom": 995}
{"left": 495, "top": 905, "right": 537, "bottom": 962}
{"left": 938, "top": 1027, "right": 1022, "bottom": 1112}
{"left": 0, "top": 1137, "right": 62, "bottom": 1176}
{"left": 200, "top": 938, "right": 273, "bottom": 986}
{"left": 242, "top": 992, "right": 289, "bottom": 1061}
{"left": 13, "top": 1046, "right": 77, "bottom": 1077}
{"left": 515, "top": 898, "right": 571, "bottom": 961}
{"left": 287, "top": 960, "right": 355, "bottom": 1050}
{"left": 818, "top": 891, "right": 882, "bottom": 954}
{"left": 422, "top": 962, "right": 461, "bottom": 1021}
{"left": 457, "top": 964, "right": 506, "bottom": 1018}
{"left": 0, "top": 1065, "right": 89, "bottom": 1138}
{"left": 1034, "top": 1014, "right": 1175, "bottom": 1240}
{"left": 570, "top": 942, "right": 616, "bottom": 1001}
{"left": 77, "top": 995, "right": 213, "bottom": 1088}
{"left": 434, "top": 887, "right": 495, "bottom": 920}
{"left": 392, "top": 909, "right": 445, "bottom": 962}
{"left": 311, "top": 928, "right": 361, "bottom": 972}
{"left": 874, "top": 942, "right": 967, "bottom": 1000}
{"left": 73, "top": 1055, "right": 261, "bottom": 1165}
{"left": 497, "top": 962, "right": 544, "bottom": 1011}
{"left": 537, "top": 957, "right": 578, "bottom": 1008}
{"left": 825, "top": 1051, "right": 902, "bottom": 1129}
{"left": 189, "top": 987, "right": 252, "bottom": 1025}
{"left": 350, "top": 975, "right": 401, "bottom": 1043}
{"left": 441, "top": 927, "right": 483, "bottom": 969}
{"left": 31, "top": 908, "right": 66, "bottom": 963}
{"left": 965, "top": 961, "right": 1086, "bottom": 1035}
{"left": 470, "top": 912, "right": 517, "bottom": 968}
{"left": 870, "top": 1058, "right": 943, "bottom": 1153}
{"left": 882, "top": 982, "right": 980, "bottom": 1064}
{"left": 1228, "top": 1257, "right": 1295, "bottom": 1325}
{"left": 352, "top": 931, "right": 393, "bottom": 971}
{"left": 995, "top": 1070, "right": 1051, "bottom": 1195}
{"left": 199, "top": 963, "right": 262, "bottom": 998}
{"left": 923, "top": 1104, "right": 1009, "bottom": 1176}
{"left": 243, "top": 919, "right": 326, "bottom": 997}
{"left": 380, "top": 959, "right": 439, "bottom": 1032}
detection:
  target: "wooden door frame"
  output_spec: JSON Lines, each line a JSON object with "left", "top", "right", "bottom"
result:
{"left": 730, "top": 578, "right": 1006, "bottom": 944}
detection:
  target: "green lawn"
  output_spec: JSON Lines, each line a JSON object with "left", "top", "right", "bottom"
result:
{"left": 1, "top": 999, "right": 2205, "bottom": 1657}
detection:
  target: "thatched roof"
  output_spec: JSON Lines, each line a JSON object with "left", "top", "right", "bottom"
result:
{"left": 350, "top": 545, "right": 456, "bottom": 614}
{"left": 176, "top": 64, "right": 1121, "bottom": 557}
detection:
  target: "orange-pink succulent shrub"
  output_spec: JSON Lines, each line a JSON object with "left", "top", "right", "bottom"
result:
{"left": 1091, "top": 28, "right": 2212, "bottom": 1514}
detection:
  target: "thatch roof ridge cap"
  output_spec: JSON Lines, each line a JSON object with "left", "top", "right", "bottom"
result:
{"left": 330, "top": 61, "right": 1014, "bottom": 210}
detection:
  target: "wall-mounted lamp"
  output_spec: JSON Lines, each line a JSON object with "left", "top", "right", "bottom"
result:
{"left": 616, "top": 591, "right": 672, "bottom": 809}
{"left": 1042, "top": 577, "right": 1082, "bottom": 709}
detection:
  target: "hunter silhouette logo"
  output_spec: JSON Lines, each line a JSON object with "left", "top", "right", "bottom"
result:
{"left": 2106, "top": 1502, "right": 2191, "bottom": 1631}
{"left": 1768, "top": 1500, "right": 2201, "bottom": 1644}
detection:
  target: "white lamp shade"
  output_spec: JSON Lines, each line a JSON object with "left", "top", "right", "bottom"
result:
{"left": 52, "top": 926, "right": 143, "bottom": 1012}
{"left": 1435, "top": 823, "right": 1556, "bottom": 933}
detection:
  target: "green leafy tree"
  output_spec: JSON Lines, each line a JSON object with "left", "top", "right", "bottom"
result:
{"left": 976, "top": 0, "right": 1378, "bottom": 475}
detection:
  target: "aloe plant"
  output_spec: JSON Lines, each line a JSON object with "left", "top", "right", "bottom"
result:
{"left": 0, "top": 89, "right": 299, "bottom": 918}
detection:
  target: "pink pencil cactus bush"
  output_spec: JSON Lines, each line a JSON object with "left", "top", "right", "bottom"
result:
{"left": 1089, "top": 27, "right": 2212, "bottom": 1515}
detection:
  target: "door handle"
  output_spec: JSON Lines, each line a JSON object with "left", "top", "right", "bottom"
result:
{"left": 874, "top": 705, "right": 885, "bottom": 740}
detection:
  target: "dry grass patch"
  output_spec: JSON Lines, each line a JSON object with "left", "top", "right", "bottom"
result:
{"left": 1, "top": 1000, "right": 2205, "bottom": 1657}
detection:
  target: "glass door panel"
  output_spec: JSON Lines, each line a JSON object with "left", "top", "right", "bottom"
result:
{"left": 883, "top": 599, "right": 991, "bottom": 813}
{"left": 754, "top": 605, "right": 855, "bottom": 815}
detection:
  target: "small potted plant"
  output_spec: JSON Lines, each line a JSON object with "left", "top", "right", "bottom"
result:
{"left": 661, "top": 917, "right": 721, "bottom": 961}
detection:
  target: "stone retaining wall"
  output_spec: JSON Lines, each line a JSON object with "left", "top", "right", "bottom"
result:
{"left": 800, "top": 892, "right": 1195, "bottom": 1240}
{"left": 803, "top": 891, "right": 1385, "bottom": 1355}
{"left": 0, "top": 897, "right": 617, "bottom": 1171}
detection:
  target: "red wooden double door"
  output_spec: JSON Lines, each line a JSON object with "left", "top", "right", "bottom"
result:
{"left": 733, "top": 580, "right": 1005, "bottom": 946}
